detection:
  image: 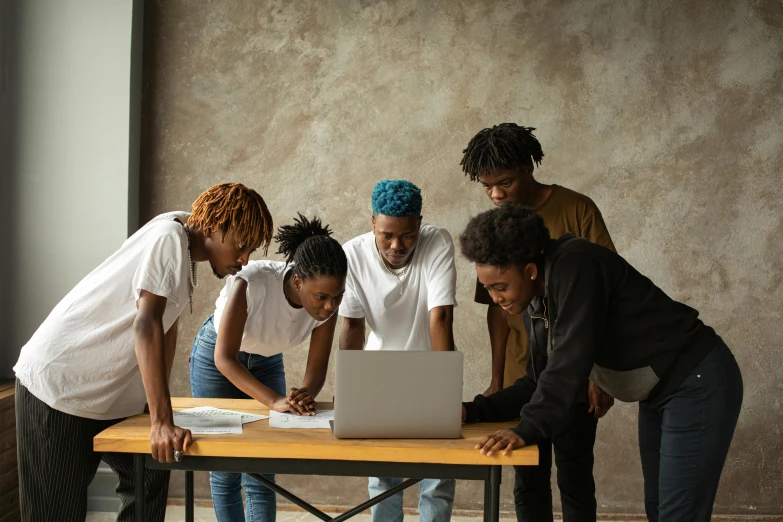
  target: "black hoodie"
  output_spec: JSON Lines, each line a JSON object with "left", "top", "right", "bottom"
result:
{"left": 463, "top": 234, "right": 717, "bottom": 445}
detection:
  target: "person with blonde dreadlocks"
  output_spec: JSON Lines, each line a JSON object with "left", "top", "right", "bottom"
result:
{"left": 191, "top": 214, "right": 347, "bottom": 522}
{"left": 13, "top": 182, "right": 273, "bottom": 522}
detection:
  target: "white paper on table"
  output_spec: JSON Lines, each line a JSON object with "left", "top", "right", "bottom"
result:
{"left": 173, "top": 411, "right": 243, "bottom": 434}
{"left": 175, "top": 406, "right": 268, "bottom": 424}
{"left": 269, "top": 410, "right": 334, "bottom": 429}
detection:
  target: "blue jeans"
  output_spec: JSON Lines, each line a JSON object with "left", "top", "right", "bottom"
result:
{"left": 638, "top": 339, "right": 743, "bottom": 522}
{"left": 190, "top": 315, "right": 286, "bottom": 522}
{"left": 368, "top": 477, "right": 455, "bottom": 522}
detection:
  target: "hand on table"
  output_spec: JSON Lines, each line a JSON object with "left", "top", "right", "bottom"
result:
{"left": 587, "top": 380, "right": 614, "bottom": 419}
{"left": 271, "top": 388, "right": 316, "bottom": 416}
{"left": 285, "top": 387, "right": 316, "bottom": 415}
{"left": 476, "top": 428, "right": 526, "bottom": 457}
{"left": 150, "top": 421, "right": 192, "bottom": 463}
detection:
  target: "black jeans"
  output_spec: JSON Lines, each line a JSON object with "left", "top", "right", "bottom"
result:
{"left": 639, "top": 339, "right": 743, "bottom": 522}
{"left": 513, "top": 402, "right": 598, "bottom": 522}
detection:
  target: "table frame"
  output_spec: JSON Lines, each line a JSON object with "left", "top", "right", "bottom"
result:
{"left": 137, "top": 455, "right": 504, "bottom": 522}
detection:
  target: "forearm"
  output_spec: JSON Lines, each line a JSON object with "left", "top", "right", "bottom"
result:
{"left": 164, "top": 319, "right": 179, "bottom": 381}
{"left": 301, "top": 368, "right": 327, "bottom": 397}
{"left": 429, "top": 306, "right": 454, "bottom": 351}
{"left": 487, "top": 304, "right": 510, "bottom": 386}
{"left": 339, "top": 319, "right": 365, "bottom": 350}
{"left": 134, "top": 317, "right": 173, "bottom": 425}
{"left": 215, "top": 356, "right": 283, "bottom": 407}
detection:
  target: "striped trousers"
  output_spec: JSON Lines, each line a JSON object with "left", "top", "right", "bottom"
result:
{"left": 15, "top": 380, "right": 169, "bottom": 522}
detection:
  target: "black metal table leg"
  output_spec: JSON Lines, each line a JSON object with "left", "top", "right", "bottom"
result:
{"left": 488, "top": 466, "right": 502, "bottom": 522}
{"left": 134, "top": 454, "right": 145, "bottom": 522}
{"left": 483, "top": 476, "right": 491, "bottom": 522}
{"left": 247, "top": 473, "right": 421, "bottom": 522}
{"left": 185, "top": 470, "right": 194, "bottom": 522}
{"left": 330, "top": 479, "right": 421, "bottom": 522}
{"left": 247, "top": 474, "right": 332, "bottom": 521}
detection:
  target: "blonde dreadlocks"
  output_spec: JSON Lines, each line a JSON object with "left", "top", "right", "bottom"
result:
{"left": 188, "top": 183, "right": 274, "bottom": 255}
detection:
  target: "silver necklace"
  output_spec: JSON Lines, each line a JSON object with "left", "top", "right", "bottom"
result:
{"left": 375, "top": 240, "right": 411, "bottom": 295}
{"left": 185, "top": 225, "right": 198, "bottom": 313}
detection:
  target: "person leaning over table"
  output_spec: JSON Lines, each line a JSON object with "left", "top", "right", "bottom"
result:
{"left": 13, "top": 182, "right": 274, "bottom": 522}
{"left": 190, "top": 213, "right": 347, "bottom": 522}
{"left": 459, "top": 204, "right": 743, "bottom": 522}
{"left": 339, "top": 179, "right": 458, "bottom": 522}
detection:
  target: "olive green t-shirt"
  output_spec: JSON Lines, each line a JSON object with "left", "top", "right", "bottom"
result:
{"left": 474, "top": 184, "right": 616, "bottom": 387}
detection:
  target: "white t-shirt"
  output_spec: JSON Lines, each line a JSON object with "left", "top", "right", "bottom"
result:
{"left": 212, "top": 261, "right": 326, "bottom": 357}
{"left": 339, "top": 224, "right": 457, "bottom": 351}
{"left": 14, "top": 212, "right": 191, "bottom": 420}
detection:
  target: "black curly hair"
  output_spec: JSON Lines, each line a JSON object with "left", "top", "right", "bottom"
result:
{"left": 274, "top": 214, "right": 348, "bottom": 281}
{"left": 459, "top": 205, "right": 550, "bottom": 270}
{"left": 460, "top": 123, "right": 545, "bottom": 182}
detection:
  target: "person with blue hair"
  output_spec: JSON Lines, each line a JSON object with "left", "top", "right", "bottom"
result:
{"left": 340, "top": 179, "right": 458, "bottom": 522}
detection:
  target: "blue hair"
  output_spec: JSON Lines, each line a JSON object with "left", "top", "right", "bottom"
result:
{"left": 371, "top": 180, "right": 422, "bottom": 217}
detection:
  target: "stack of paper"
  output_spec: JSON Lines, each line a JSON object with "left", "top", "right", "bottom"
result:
{"left": 269, "top": 410, "right": 335, "bottom": 429}
{"left": 173, "top": 406, "right": 269, "bottom": 435}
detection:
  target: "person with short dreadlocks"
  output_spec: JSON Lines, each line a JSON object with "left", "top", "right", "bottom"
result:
{"left": 13, "top": 182, "right": 273, "bottom": 522}
{"left": 190, "top": 214, "right": 347, "bottom": 522}
{"left": 460, "top": 124, "right": 615, "bottom": 522}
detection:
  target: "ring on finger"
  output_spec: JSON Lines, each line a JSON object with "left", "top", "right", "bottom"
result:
{"left": 173, "top": 450, "right": 183, "bottom": 463}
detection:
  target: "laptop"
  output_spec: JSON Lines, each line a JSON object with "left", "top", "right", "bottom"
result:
{"left": 331, "top": 350, "right": 463, "bottom": 439}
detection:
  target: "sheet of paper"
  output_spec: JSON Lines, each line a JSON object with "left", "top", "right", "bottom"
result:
{"left": 176, "top": 406, "right": 268, "bottom": 424}
{"left": 269, "top": 409, "right": 335, "bottom": 429}
{"left": 173, "top": 411, "right": 243, "bottom": 434}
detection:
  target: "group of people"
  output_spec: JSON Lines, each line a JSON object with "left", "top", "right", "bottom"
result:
{"left": 14, "top": 123, "right": 743, "bottom": 522}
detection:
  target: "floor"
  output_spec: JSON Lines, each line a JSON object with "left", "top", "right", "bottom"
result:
{"left": 85, "top": 508, "right": 503, "bottom": 522}
{"left": 85, "top": 507, "right": 632, "bottom": 521}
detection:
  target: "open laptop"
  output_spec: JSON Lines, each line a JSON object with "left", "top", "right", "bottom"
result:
{"left": 331, "top": 350, "right": 463, "bottom": 439}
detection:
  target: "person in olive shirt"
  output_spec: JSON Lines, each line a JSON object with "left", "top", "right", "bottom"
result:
{"left": 460, "top": 123, "right": 615, "bottom": 522}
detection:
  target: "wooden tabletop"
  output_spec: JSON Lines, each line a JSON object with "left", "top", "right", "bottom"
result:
{"left": 94, "top": 398, "right": 538, "bottom": 466}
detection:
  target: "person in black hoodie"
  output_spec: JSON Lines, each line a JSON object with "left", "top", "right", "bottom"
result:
{"left": 459, "top": 204, "right": 743, "bottom": 522}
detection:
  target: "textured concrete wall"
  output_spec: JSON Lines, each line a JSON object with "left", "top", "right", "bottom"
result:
{"left": 140, "top": 0, "right": 783, "bottom": 516}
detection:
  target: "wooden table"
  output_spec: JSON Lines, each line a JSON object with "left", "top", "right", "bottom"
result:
{"left": 94, "top": 398, "right": 538, "bottom": 522}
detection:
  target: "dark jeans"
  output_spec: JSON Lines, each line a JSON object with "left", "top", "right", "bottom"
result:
{"left": 513, "top": 402, "right": 598, "bottom": 522}
{"left": 639, "top": 339, "right": 743, "bottom": 522}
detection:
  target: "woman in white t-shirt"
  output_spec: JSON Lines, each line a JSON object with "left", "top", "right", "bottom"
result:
{"left": 190, "top": 214, "right": 347, "bottom": 522}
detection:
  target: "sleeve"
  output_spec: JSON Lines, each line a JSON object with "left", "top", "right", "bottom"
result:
{"left": 510, "top": 253, "right": 609, "bottom": 445}
{"left": 338, "top": 254, "right": 366, "bottom": 319}
{"left": 463, "top": 375, "right": 538, "bottom": 423}
{"left": 132, "top": 228, "right": 185, "bottom": 305}
{"left": 582, "top": 204, "right": 616, "bottom": 253}
{"left": 474, "top": 277, "right": 493, "bottom": 305}
{"left": 425, "top": 229, "right": 458, "bottom": 311}
{"left": 238, "top": 275, "right": 262, "bottom": 317}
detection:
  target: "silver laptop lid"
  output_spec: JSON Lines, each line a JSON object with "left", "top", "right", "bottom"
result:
{"left": 333, "top": 351, "right": 463, "bottom": 439}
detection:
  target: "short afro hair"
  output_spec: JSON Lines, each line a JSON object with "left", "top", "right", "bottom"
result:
{"left": 459, "top": 205, "right": 550, "bottom": 269}
{"left": 371, "top": 180, "right": 422, "bottom": 217}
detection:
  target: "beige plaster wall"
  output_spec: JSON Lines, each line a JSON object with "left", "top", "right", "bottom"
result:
{"left": 140, "top": 0, "right": 783, "bottom": 516}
